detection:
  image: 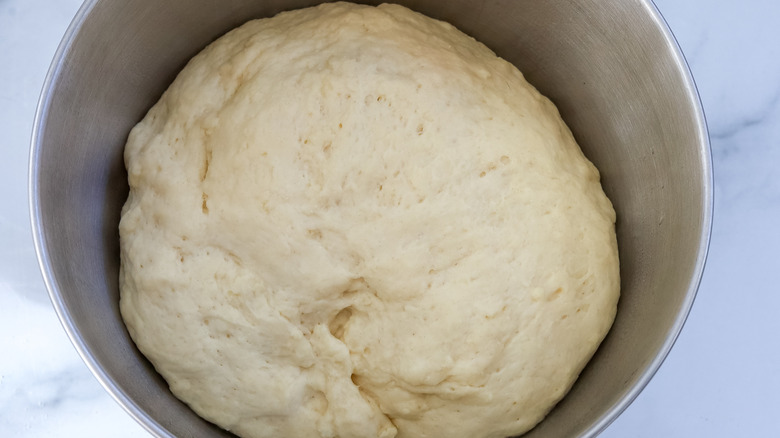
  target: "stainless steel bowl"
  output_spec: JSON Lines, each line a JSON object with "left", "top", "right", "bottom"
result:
{"left": 29, "top": 0, "right": 712, "bottom": 436}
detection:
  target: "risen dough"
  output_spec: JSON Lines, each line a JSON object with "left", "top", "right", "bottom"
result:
{"left": 119, "top": 3, "right": 620, "bottom": 438}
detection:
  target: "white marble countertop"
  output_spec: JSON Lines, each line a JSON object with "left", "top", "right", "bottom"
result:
{"left": 2, "top": 0, "right": 779, "bottom": 436}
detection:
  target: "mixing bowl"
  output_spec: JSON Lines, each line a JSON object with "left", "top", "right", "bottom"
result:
{"left": 29, "top": 0, "right": 712, "bottom": 436}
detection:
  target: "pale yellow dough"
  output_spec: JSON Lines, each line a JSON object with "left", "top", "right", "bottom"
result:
{"left": 119, "top": 3, "right": 620, "bottom": 438}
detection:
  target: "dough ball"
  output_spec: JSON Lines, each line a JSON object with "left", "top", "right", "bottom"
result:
{"left": 119, "top": 3, "right": 620, "bottom": 438}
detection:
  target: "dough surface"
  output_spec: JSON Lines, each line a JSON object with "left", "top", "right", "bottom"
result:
{"left": 119, "top": 3, "right": 620, "bottom": 438}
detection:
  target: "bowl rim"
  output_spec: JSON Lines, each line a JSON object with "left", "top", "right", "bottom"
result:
{"left": 28, "top": 0, "right": 713, "bottom": 437}
{"left": 28, "top": 0, "right": 173, "bottom": 436}
{"left": 583, "top": 1, "right": 713, "bottom": 433}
